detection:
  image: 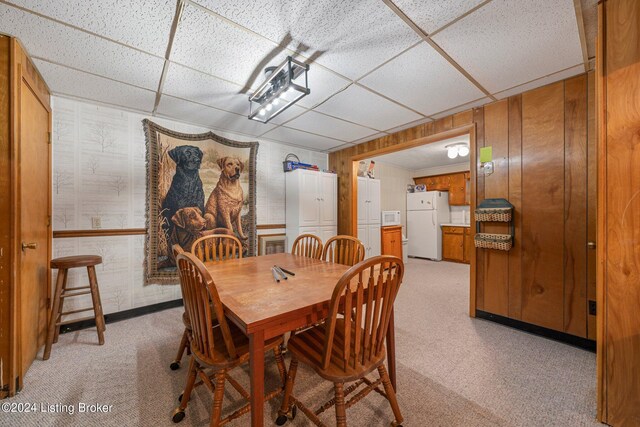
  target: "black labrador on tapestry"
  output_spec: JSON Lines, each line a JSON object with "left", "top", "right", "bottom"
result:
{"left": 161, "top": 145, "right": 205, "bottom": 238}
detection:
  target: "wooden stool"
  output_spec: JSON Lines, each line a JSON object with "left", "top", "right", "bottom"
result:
{"left": 44, "top": 255, "right": 106, "bottom": 360}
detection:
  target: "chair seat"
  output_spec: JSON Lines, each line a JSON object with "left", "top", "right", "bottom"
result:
{"left": 287, "top": 319, "right": 386, "bottom": 382}
{"left": 194, "top": 321, "right": 283, "bottom": 369}
{"left": 51, "top": 255, "right": 102, "bottom": 269}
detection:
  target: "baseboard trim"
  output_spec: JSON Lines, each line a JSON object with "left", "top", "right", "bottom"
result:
{"left": 59, "top": 299, "right": 184, "bottom": 334}
{"left": 475, "top": 310, "right": 596, "bottom": 352}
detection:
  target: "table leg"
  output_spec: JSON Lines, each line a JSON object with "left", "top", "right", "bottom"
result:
{"left": 386, "top": 307, "right": 397, "bottom": 392}
{"left": 249, "top": 329, "right": 265, "bottom": 427}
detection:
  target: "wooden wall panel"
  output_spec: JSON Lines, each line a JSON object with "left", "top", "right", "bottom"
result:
{"left": 329, "top": 74, "right": 594, "bottom": 340}
{"left": 473, "top": 107, "right": 485, "bottom": 311}
{"left": 508, "top": 95, "right": 523, "bottom": 320}
{"left": 599, "top": 0, "right": 640, "bottom": 424}
{"left": 521, "top": 82, "right": 566, "bottom": 331}
{"left": 586, "top": 71, "right": 596, "bottom": 341}
{"left": 564, "top": 74, "right": 588, "bottom": 337}
{"left": 482, "top": 100, "right": 509, "bottom": 316}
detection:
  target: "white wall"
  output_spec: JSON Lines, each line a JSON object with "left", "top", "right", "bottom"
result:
{"left": 412, "top": 162, "right": 469, "bottom": 178}
{"left": 51, "top": 96, "right": 327, "bottom": 317}
{"left": 363, "top": 160, "right": 414, "bottom": 233}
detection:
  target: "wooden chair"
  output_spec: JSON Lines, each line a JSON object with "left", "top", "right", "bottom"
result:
{"left": 172, "top": 252, "right": 287, "bottom": 426}
{"left": 170, "top": 245, "right": 190, "bottom": 370}
{"left": 277, "top": 255, "right": 405, "bottom": 427}
{"left": 170, "top": 236, "right": 242, "bottom": 370}
{"left": 322, "top": 235, "right": 365, "bottom": 267}
{"left": 291, "top": 234, "right": 323, "bottom": 259}
{"left": 191, "top": 234, "right": 243, "bottom": 263}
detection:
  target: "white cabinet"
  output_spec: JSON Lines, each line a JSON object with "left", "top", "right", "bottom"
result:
{"left": 357, "top": 177, "right": 381, "bottom": 258}
{"left": 358, "top": 224, "right": 381, "bottom": 259}
{"left": 286, "top": 169, "right": 338, "bottom": 252}
{"left": 357, "top": 177, "right": 381, "bottom": 224}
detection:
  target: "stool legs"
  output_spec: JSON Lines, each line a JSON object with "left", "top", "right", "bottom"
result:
{"left": 44, "top": 268, "right": 67, "bottom": 360}
{"left": 87, "top": 265, "right": 105, "bottom": 345}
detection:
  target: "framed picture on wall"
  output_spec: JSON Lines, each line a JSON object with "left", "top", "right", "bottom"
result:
{"left": 258, "top": 234, "right": 287, "bottom": 256}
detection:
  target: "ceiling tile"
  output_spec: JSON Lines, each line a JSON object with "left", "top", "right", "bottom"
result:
{"left": 265, "top": 104, "right": 307, "bottom": 126}
{"left": 163, "top": 62, "right": 248, "bottom": 115}
{"left": 314, "top": 84, "right": 423, "bottom": 131}
{"left": 430, "top": 96, "right": 490, "bottom": 119}
{"left": 327, "top": 143, "right": 356, "bottom": 153}
{"left": 171, "top": 3, "right": 280, "bottom": 87}
{"left": 350, "top": 132, "right": 387, "bottom": 146}
{"left": 7, "top": 0, "right": 176, "bottom": 56}
{"left": 192, "top": 0, "right": 421, "bottom": 80}
{"left": 359, "top": 42, "right": 485, "bottom": 116}
{"left": 33, "top": 60, "right": 156, "bottom": 112}
{"left": 285, "top": 111, "right": 377, "bottom": 142}
{"left": 156, "top": 95, "right": 276, "bottom": 137}
{"left": 295, "top": 65, "right": 350, "bottom": 109}
{"left": 261, "top": 126, "right": 345, "bottom": 152}
{"left": 432, "top": 0, "right": 583, "bottom": 94}
{"left": 393, "top": 0, "right": 486, "bottom": 34}
{"left": 493, "top": 65, "right": 584, "bottom": 100}
{"left": 1, "top": 4, "right": 164, "bottom": 90}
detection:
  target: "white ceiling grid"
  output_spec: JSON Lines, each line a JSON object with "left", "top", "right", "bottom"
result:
{"left": 0, "top": 0, "right": 589, "bottom": 152}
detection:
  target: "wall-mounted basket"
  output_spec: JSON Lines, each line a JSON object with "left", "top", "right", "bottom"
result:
{"left": 474, "top": 198, "right": 514, "bottom": 251}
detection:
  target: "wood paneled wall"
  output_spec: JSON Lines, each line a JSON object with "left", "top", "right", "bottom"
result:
{"left": 329, "top": 73, "right": 595, "bottom": 339}
{"left": 597, "top": 0, "right": 640, "bottom": 424}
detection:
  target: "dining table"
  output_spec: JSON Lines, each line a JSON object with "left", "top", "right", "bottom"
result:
{"left": 204, "top": 252, "right": 398, "bottom": 427}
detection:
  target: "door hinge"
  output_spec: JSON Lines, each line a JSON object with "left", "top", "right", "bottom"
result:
{"left": 588, "top": 300, "right": 597, "bottom": 316}
{"left": 47, "top": 131, "right": 52, "bottom": 144}
{"left": 47, "top": 215, "right": 51, "bottom": 227}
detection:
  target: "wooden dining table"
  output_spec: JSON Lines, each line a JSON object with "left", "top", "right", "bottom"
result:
{"left": 204, "top": 252, "right": 398, "bottom": 427}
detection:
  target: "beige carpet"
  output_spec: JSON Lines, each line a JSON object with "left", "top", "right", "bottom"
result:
{"left": 1, "top": 258, "right": 599, "bottom": 426}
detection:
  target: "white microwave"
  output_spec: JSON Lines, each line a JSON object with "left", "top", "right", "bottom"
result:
{"left": 381, "top": 210, "right": 401, "bottom": 226}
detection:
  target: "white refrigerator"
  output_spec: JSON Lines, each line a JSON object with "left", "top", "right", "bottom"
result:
{"left": 407, "top": 191, "right": 450, "bottom": 260}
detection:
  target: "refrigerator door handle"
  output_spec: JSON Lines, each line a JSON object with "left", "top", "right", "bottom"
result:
{"left": 432, "top": 211, "right": 435, "bottom": 226}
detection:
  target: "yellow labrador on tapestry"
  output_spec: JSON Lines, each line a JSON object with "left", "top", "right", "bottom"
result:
{"left": 204, "top": 156, "right": 247, "bottom": 240}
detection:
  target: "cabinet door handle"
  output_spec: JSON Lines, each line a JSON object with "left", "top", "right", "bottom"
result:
{"left": 587, "top": 241, "right": 596, "bottom": 249}
{"left": 22, "top": 242, "right": 38, "bottom": 251}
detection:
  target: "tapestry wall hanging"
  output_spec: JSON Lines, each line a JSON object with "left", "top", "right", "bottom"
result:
{"left": 143, "top": 119, "right": 258, "bottom": 284}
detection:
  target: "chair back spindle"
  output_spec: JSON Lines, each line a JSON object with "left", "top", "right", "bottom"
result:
{"left": 175, "top": 252, "right": 238, "bottom": 361}
{"left": 322, "top": 235, "right": 365, "bottom": 266}
{"left": 191, "top": 234, "right": 243, "bottom": 263}
{"left": 291, "top": 234, "right": 323, "bottom": 259}
{"left": 322, "top": 255, "right": 404, "bottom": 372}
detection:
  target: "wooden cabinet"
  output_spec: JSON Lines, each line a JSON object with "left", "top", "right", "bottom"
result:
{"left": 0, "top": 37, "right": 52, "bottom": 397}
{"left": 414, "top": 172, "right": 469, "bottom": 206}
{"left": 463, "top": 228, "right": 472, "bottom": 263}
{"left": 286, "top": 169, "right": 337, "bottom": 251}
{"left": 381, "top": 226, "right": 403, "bottom": 260}
{"left": 441, "top": 226, "right": 470, "bottom": 264}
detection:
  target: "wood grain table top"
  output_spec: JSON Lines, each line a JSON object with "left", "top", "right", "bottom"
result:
{"left": 204, "top": 253, "right": 350, "bottom": 332}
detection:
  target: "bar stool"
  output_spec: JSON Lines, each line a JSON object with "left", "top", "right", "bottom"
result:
{"left": 44, "top": 255, "right": 106, "bottom": 360}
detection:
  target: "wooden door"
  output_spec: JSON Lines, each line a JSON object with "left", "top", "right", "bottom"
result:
{"left": 449, "top": 173, "right": 466, "bottom": 205}
{"left": 16, "top": 42, "right": 51, "bottom": 377}
{"left": 442, "top": 232, "right": 463, "bottom": 261}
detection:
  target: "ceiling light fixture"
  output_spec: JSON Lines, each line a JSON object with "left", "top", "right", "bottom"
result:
{"left": 248, "top": 56, "right": 310, "bottom": 124}
{"left": 445, "top": 143, "right": 470, "bottom": 159}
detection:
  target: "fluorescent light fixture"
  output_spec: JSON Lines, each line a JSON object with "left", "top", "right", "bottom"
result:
{"left": 248, "top": 56, "right": 310, "bottom": 123}
{"left": 445, "top": 143, "right": 470, "bottom": 159}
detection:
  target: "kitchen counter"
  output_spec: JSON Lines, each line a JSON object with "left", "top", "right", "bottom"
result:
{"left": 440, "top": 223, "right": 470, "bottom": 227}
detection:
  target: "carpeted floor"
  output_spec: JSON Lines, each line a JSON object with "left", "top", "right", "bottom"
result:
{"left": 1, "top": 258, "right": 599, "bottom": 426}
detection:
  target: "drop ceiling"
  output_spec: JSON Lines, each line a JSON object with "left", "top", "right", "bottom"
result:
{"left": 0, "top": 0, "right": 594, "bottom": 153}
{"left": 371, "top": 134, "right": 471, "bottom": 171}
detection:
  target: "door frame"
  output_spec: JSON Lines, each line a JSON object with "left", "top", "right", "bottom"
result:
{"left": 349, "top": 124, "right": 477, "bottom": 317}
